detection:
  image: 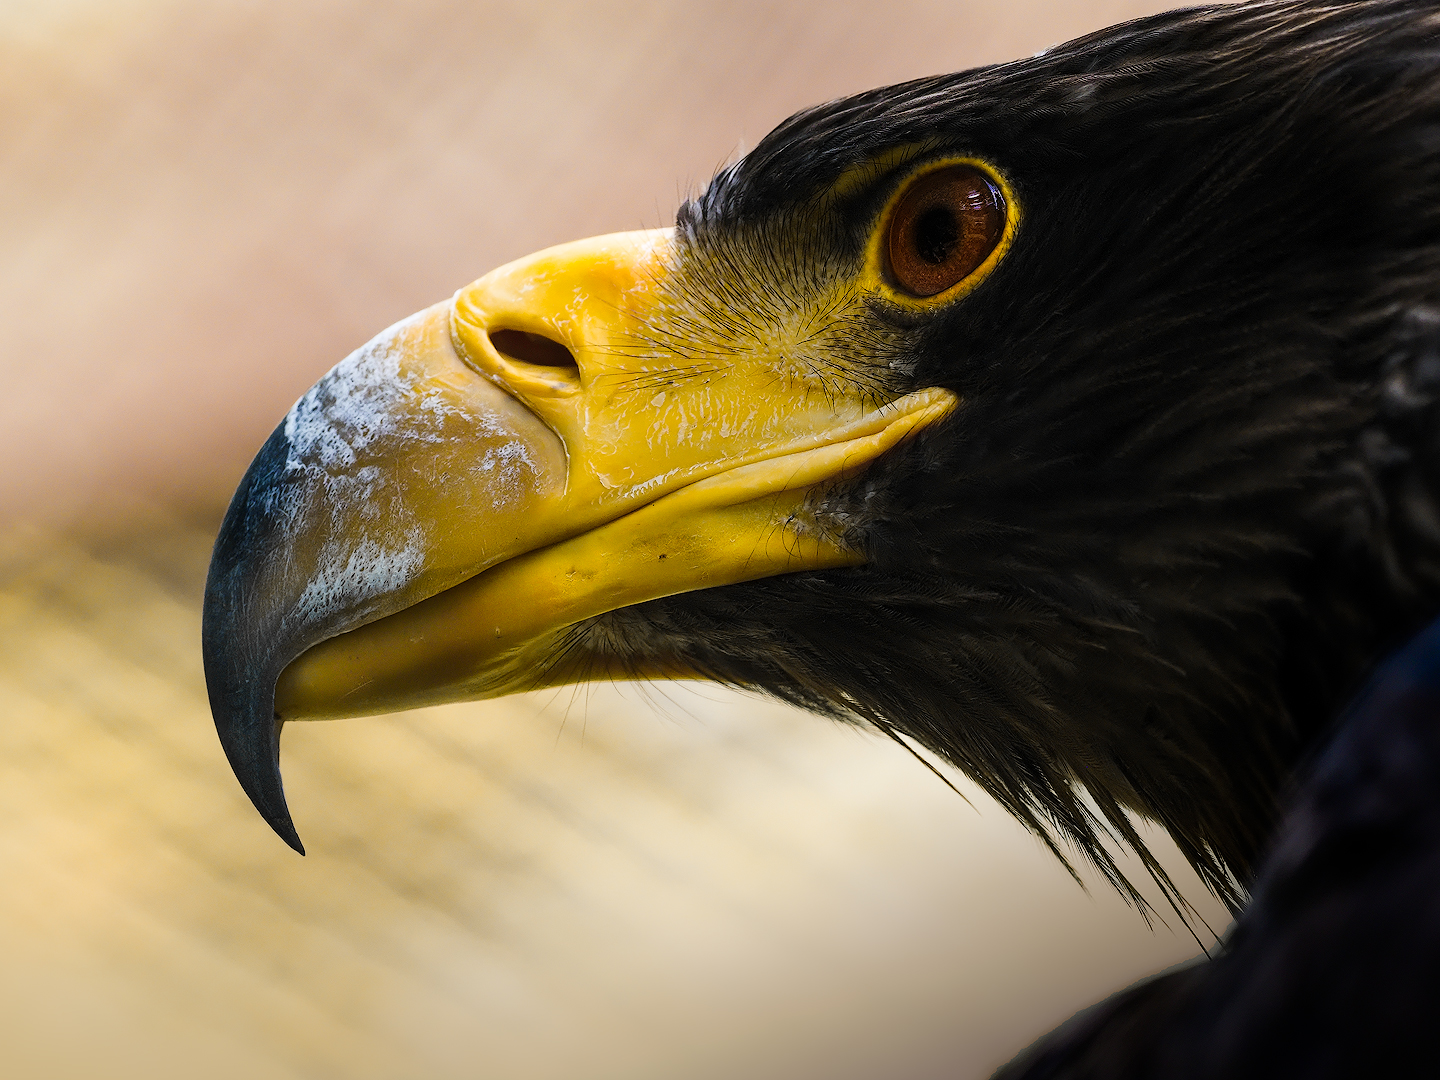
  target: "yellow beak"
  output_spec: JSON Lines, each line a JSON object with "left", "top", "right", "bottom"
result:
{"left": 204, "top": 227, "right": 955, "bottom": 850}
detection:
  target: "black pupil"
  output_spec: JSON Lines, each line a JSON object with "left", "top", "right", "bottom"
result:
{"left": 913, "top": 205, "right": 959, "bottom": 265}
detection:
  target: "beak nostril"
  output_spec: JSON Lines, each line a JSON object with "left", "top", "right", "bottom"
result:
{"left": 489, "top": 329, "right": 578, "bottom": 373}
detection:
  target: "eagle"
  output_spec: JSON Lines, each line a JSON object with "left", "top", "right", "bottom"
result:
{"left": 202, "top": 2, "right": 1440, "bottom": 1075}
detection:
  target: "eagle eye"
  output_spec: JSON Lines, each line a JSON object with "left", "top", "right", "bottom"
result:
{"left": 886, "top": 166, "right": 1006, "bottom": 298}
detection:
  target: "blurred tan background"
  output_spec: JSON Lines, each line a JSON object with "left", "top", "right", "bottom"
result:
{"left": 1, "top": 2, "right": 1232, "bottom": 1078}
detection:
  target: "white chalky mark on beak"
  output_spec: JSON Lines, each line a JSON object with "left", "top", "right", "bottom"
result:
{"left": 265, "top": 307, "right": 554, "bottom": 638}
{"left": 276, "top": 317, "right": 435, "bottom": 629}
{"left": 294, "top": 530, "right": 429, "bottom": 626}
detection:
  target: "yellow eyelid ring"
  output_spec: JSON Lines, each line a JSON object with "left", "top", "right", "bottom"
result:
{"left": 862, "top": 155, "right": 1021, "bottom": 309}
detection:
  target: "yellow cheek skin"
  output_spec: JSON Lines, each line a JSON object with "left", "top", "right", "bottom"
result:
{"left": 451, "top": 230, "right": 884, "bottom": 512}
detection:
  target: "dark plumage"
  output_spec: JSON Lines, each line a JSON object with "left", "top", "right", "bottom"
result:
{"left": 998, "top": 615, "right": 1440, "bottom": 1078}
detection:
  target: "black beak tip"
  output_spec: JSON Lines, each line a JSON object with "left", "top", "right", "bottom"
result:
{"left": 258, "top": 804, "right": 307, "bottom": 855}
{"left": 253, "top": 769, "right": 306, "bottom": 856}
{"left": 217, "top": 714, "right": 307, "bottom": 856}
{"left": 274, "top": 815, "right": 307, "bottom": 857}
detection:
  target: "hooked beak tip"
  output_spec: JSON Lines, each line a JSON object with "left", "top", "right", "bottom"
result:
{"left": 217, "top": 714, "right": 306, "bottom": 856}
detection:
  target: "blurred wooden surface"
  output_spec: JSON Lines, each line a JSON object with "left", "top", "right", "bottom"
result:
{"left": 0, "top": 2, "right": 1232, "bottom": 1078}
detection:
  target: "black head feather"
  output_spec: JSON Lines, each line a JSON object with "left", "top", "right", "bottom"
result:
{"left": 581, "top": 0, "right": 1440, "bottom": 915}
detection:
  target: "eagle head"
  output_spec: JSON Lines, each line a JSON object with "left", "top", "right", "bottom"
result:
{"left": 204, "top": 0, "right": 1440, "bottom": 915}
